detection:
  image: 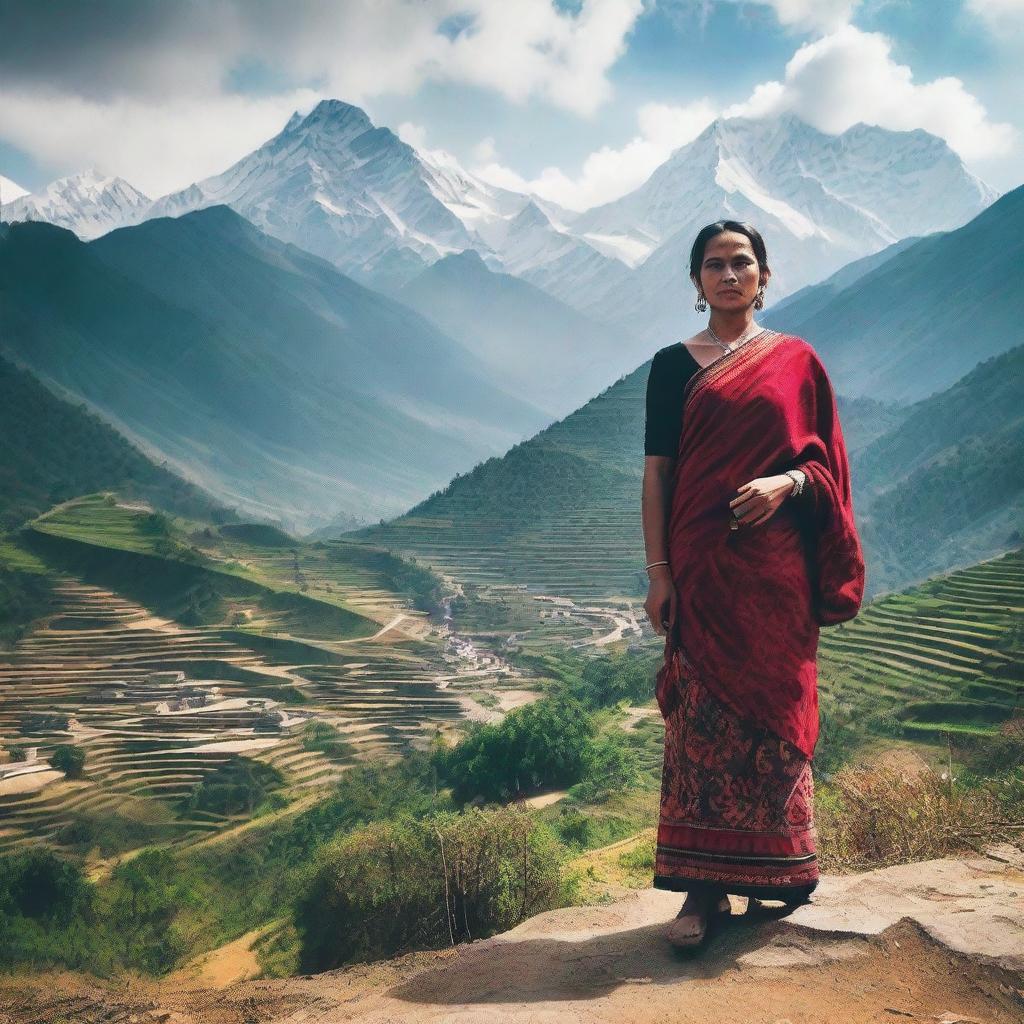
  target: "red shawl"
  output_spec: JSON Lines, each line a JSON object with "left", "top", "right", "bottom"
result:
{"left": 656, "top": 330, "right": 865, "bottom": 758}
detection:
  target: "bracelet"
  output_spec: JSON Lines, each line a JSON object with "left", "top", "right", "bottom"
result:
{"left": 645, "top": 559, "right": 669, "bottom": 572}
{"left": 784, "top": 469, "right": 806, "bottom": 497}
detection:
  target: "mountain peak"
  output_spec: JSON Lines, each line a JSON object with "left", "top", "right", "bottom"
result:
{"left": 4, "top": 169, "right": 151, "bottom": 240}
{"left": 298, "top": 98, "right": 374, "bottom": 133}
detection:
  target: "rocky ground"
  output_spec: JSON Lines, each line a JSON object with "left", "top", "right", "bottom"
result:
{"left": 2, "top": 847, "right": 1022, "bottom": 1024}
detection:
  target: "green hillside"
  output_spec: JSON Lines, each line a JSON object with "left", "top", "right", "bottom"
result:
{"left": 0, "top": 212, "right": 546, "bottom": 533}
{"left": 343, "top": 361, "right": 652, "bottom": 600}
{"left": 850, "top": 341, "right": 1024, "bottom": 593}
{"left": 818, "top": 546, "right": 1024, "bottom": 740}
{"left": 0, "top": 354, "right": 234, "bottom": 645}
{"left": 764, "top": 183, "right": 1024, "bottom": 404}
{"left": 27, "top": 495, "right": 376, "bottom": 638}
{"left": 0, "top": 496, "right": 480, "bottom": 858}
{"left": 0, "top": 355, "right": 228, "bottom": 533}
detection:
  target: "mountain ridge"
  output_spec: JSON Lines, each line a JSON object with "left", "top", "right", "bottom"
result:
{"left": 0, "top": 211, "right": 548, "bottom": 533}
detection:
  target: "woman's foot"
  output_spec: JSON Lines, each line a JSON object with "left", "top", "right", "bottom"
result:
{"left": 666, "top": 891, "right": 730, "bottom": 949}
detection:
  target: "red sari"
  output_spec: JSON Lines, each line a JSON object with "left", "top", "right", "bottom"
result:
{"left": 653, "top": 329, "right": 865, "bottom": 899}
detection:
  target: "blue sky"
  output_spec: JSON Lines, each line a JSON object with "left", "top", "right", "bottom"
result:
{"left": 0, "top": 0, "right": 1020, "bottom": 207}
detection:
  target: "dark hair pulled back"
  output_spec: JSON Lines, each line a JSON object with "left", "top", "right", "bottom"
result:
{"left": 688, "top": 220, "right": 770, "bottom": 280}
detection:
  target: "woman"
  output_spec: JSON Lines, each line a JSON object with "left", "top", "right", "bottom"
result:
{"left": 641, "top": 220, "right": 865, "bottom": 952}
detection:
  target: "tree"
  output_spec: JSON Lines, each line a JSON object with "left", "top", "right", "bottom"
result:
{"left": 49, "top": 744, "right": 86, "bottom": 778}
{"left": 438, "top": 696, "right": 595, "bottom": 802}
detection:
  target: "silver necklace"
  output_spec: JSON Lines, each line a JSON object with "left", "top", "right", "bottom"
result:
{"left": 706, "top": 321, "right": 762, "bottom": 354}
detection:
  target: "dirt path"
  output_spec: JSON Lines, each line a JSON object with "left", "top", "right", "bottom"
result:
{"left": 2, "top": 851, "right": 1022, "bottom": 1024}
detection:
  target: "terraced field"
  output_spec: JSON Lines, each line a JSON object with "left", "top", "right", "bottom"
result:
{"left": 818, "top": 547, "right": 1024, "bottom": 738}
{"left": 0, "top": 578, "right": 487, "bottom": 855}
{"left": 0, "top": 500, "right": 545, "bottom": 857}
{"left": 347, "top": 496, "right": 647, "bottom": 602}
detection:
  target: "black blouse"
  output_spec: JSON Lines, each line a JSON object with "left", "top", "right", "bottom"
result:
{"left": 644, "top": 342, "right": 703, "bottom": 458}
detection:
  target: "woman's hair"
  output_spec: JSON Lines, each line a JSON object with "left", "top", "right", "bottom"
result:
{"left": 689, "top": 220, "right": 769, "bottom": 280}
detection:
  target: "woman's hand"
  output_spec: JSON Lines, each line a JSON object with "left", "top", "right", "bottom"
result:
{"left": 644, "top": 567, "right": 677, "bottom": 637}
{"left": 728, "top": 474, "right": 795, "bottom": 528}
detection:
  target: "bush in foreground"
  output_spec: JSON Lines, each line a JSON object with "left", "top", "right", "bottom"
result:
{"left": 816, "top": 761, "right": 1019, "bottom": 870}
{"left": 295, "top": 806, "right": 571, "bottom": 971}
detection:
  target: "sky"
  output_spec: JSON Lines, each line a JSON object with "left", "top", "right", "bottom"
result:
{"left": 0, "top": 0, "right": 1021, "bottom": 211}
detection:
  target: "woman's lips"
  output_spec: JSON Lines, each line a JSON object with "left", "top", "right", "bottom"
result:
{"left": 720, "top": 289, "right": 741, "bottom": 295}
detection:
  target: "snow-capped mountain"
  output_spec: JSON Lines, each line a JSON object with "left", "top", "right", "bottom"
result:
{"left": 563, "top": 112, "right": 999, "bottom": 341}
{"left": 148, "top": 100, "right": 514, "bottom": 288}
{"left": 143, "top": 99, "right": 626, "bottom": 293}
{"left": 4, "top": 169, "right": 151, "bottom": 240}
{"left": 577, "top": 113, "right": 996, "bottom": 271}
{"left": 6, "top": 101, "right": 997, "bottom": 345}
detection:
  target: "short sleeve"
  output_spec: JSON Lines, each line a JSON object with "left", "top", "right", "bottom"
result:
{"left": 644, "top": 347, "right": 689, "bottom": 457}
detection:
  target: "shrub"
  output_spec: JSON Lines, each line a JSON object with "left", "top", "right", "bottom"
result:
{"left": 0, "top": 849, "right": 99, "bottom": 971}
{"left": 569, "top": 733, "right": 642, "bottom": 803}
{"left": 617, "top": 839, "right": 655, "bottom": 872}
{"left": 301, "top": 720, "right": 354, "bottom": 763}
{"left": 103, "top": 848, "right": 187, "bottom": 973}
{"left": 180, "top": 757, "right": 284, "bottom": 817}
{"left": 552, "top": 807, "right": 593, "bottom": 850}
{"left": 49, "top": 743, "right": 86, "bottom": 778}
{"left": 816, "top": 761, "right": 1014, "bottom": 871}
{"left": 437, "top": 696, "right": 594, "bottom": 803}
{"left": 967, "top": 716, "right": 1024, "bottom": 777}
{"left": 295, "top": 806, "right": 568, "bottom": 971}
{"left": 0, "top": 848, "right": 93, "bottom": 923}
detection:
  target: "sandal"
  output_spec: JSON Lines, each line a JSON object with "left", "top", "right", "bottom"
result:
{"left": 747, "top": 889, "right": 813, "bottom": 917}
{"left": 667, "top": 894, "right": 731, "bottom": 953}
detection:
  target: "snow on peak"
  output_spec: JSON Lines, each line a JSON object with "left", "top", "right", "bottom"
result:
{"left": 292, "top": 98, "right": 375, "bottom": 140}
{"left": 4, "top": 170, "right": 151, "bottom": 239}
{"left": 145, "top": 97, "right": 480, "bottom": 284}
{"left": 575, "top": 111, "right": 996, "bottom": 260}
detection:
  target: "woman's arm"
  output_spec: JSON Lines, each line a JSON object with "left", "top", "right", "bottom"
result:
{"left": 642, "top": 455, "right": 676, "bottom": 636}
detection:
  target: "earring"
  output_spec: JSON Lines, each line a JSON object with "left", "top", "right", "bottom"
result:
{"left": 753, "top": 286, "right": 765, "bottom": 311}
{"left": 695, "top": 293, "right": 708, "bottom": 313}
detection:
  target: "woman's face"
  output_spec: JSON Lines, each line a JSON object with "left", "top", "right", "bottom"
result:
{"left": 691, "top": 231, "right": 769, "bottom": 311}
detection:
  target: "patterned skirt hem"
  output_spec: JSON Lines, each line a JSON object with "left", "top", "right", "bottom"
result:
{"left": 655, "top": 844, "right": 819, "bottom": 889}
{"left": 653, "top": 873, "right": 819, "bottom": 902}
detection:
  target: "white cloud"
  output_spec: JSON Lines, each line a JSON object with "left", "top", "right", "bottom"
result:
{"left": 397, "top": 121, "right": 429, "bottom": 150}
{"left": 745, "top": 0, "right": 861, "bottom": 32}
{"left": 473, "top": 21, "right": 1013, "bottom": 212}
{"left": 472, "top": 98, "right": 717, "bottom": 210}
{"left": 661, "top": 0, "right": 860, "bottom": 33}
{"left": 965, "top": 0, "right": 1024, "bottom": 32}
{"left": 472, "top": 135, "right": 498, "bottom": 162}
{"left": 425, "top": 0, "right": 643, "bottom": 117}
{"left": 724, "top": 24, "right": 1015, "bottom": 160}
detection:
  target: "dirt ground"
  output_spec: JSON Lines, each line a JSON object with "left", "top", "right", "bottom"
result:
{"left": 1, "top": 902, "right": 1021, "bottom": 1024}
